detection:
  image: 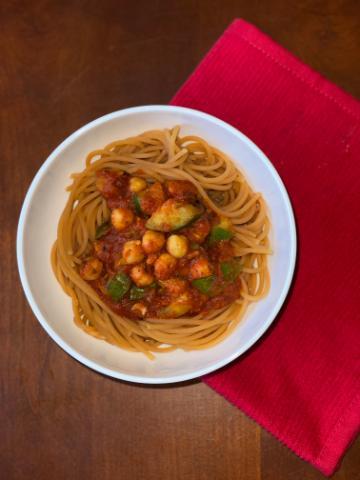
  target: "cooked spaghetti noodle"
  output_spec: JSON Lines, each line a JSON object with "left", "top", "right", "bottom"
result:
{"left": 51, "top": 127, "right": 271, "bottom": 358}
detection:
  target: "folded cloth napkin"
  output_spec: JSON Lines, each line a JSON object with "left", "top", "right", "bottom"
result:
{"left": 171, "top": 19, "right": 360, "bottom": 476}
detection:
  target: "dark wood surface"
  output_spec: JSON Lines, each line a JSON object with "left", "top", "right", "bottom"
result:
{"left": 1, "top": 1, "right": 359, "bottom": 479}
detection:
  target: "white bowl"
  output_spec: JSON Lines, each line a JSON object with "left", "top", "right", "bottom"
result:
{"left": 17, "top": 105, "right": 296, "bottom": 384}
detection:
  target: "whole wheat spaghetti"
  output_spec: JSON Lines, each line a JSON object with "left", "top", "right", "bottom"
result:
{"left": 51, "top": 126, "right": 271, "bottom": 358}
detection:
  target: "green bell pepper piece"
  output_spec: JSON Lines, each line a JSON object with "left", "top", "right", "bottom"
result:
{"left": 209, "top": 227, "right": 233, "bottom": 243}
{"left": 132, "top": 194, "right": 142, "bottom": 215}
{"left": 220, "top": 261, "right": 242, "bottom": 282}
{"left": 107, "top": 272, "right": 131, "bottom": 301}
{"left": 209, "top": 216, "right": 233, "bottom": 244}
{"left": 192, "top": 275, "right": 216, "bottom": 295}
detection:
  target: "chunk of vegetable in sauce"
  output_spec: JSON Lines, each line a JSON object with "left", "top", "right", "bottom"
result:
{"left": 166, "top": 180, "right": 198, "bottom": 201}
{"left": 146, "top": 199, "right": 203, "bottom": 232}
{"left": 220, "top": 260, "right": 242, "bottom": 281}
{"left": 95, "top": 170, "right": 124, "bottom": 199}
{"left": 189, "top": 256, "right": 212, "bottom": 280}
{"left": 95, "top": 221, "right": 110, "bottom": 239}
{"left": 185, "top": 216, "right": 211, "bottom": 244}
{"left": 154, "top": 253, "right": 177, "bottom": 280}
{"left": 209, "top": 217, "right": 233, "bottom": 243}
{"left": 80, "top": 258, "right": 103, "bottom": 281}
{"left": 131, "top": 302, "right": 147, "bottom": 317}
{"left": 129, "top": 286, "right": 146, "bottom": 300}
{"left": 138, "top": 182, "right": 165, "bottom": 215}
{"left": 160, "top": 293, "right": 192, "bottom": 318}
{"left": 132, "top": 194, "right": 142, "bottom": 215}
{"left": 107, "top": 272, "right": 131, "bottom": 301}
{"left": 192, "top": 275, "right": 216, "bottom": 295}
{"left": 159, "top": 278, "right": 188, "bottom": 296}
{"left": 129, "top": 284, "right": 156, "bottom": 300}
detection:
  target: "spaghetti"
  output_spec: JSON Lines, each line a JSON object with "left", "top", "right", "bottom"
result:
{"left": 51, "top": 126, "right": 271, "bottom": 358}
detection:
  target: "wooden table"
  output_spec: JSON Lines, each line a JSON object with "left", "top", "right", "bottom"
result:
{"left": 2, "top": 1, "right": 359, "bottom": 478}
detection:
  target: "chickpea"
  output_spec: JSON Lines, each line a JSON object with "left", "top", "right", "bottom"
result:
{"left": 122, "top": 240, "right": 145, "bottom": 264}
{"left": 142, "top": 230, "right": 165, "bottom": 254}
{"left": 80, "top": 258, "right": 103, "bottom": 280}
{"left": 129, "top": 176, "right": 147, "bottom": 193}
{"left": 189, "top": 256, "right": 212, "bottom": 280}
{"left": 130, "top": 264, "right": 154, "bottom": 287}
{"left": 166, "top": 234, "right": 188, "bottom": 258}
{"left": 131, "top": 302, "right": 147, "bottom": 317}
{"left": 154, "top": 253, "right": 177, "bottom": 280}
{"left": 111, "top": 207, "right": 134, "bottom": 231}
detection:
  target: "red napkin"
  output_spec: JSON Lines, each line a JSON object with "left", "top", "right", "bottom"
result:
{"left": 171, "top": 19, "right": 360, "bottom": 476}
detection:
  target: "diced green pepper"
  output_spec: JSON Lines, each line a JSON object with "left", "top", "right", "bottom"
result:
{"left": 209, "top": 227, "right": 233, "bottom": 243}
{"left": 95, "top": 221, "right": 110, "bottom": 239}
{"left": 220, "top": 261, "right": 242, "bottom": 282}
{"left": 209, "top": 216, "right": 233, "bottom": 244}
{"left": 146, "top": 199, "right": 203, "bottom": 232}
{"left": 192, "top": 275, "right": 216, "bottom": 295}
{"left": 132, "top": 194, "right": 142, "bottom": 215}
{"left": 107, "top": 272, "right": 131, "bottom": 301}
{"left": 129, "top": 286, "right": 146, "bottom": 301}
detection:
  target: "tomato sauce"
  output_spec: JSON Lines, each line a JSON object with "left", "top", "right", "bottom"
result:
{"left": 80, "top": 170, "right": 242, "bottom": 319}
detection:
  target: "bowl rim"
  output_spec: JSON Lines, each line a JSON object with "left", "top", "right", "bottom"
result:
{"left": 16, "top": 104, "right": 297, "bottom": 384}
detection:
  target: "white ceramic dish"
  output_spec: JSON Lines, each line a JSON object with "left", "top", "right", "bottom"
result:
{"left": 17, "top": 105, "right": 296, "bottom": 384}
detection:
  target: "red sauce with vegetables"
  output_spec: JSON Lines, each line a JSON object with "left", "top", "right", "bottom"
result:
{"left": 79, "top": 169, "right": 242, "bottom": 319}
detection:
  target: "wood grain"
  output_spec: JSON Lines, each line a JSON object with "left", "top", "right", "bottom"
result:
{"left": 1, "top": 1, "right": 359, "bottom": 479}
